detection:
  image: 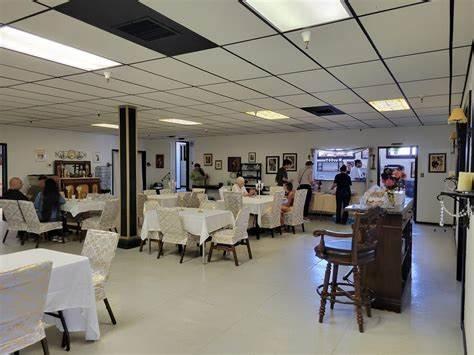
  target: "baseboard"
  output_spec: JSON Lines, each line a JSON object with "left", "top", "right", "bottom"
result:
{"left": 415, "top": 221, "right": 453, "bottom": 227}
{"left": 118, "top": 236, "right": 141, "bottom": 249}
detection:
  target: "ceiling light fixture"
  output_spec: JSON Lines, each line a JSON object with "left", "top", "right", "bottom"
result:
{"left": 246, "top": 110, "right": 289, "bottom": 120}
{"left": 369, "top": 98, "right": 410, "bottom": 112}
{"left": 91, "top": 123, "right": 119, "bottom": 129}
{"left": 0, "top": 26, "right": 120, "bottom": 70}
{"left": 301, "top": 30, "right": 311, "bottom": 49}
{"left": 448, "top": 108, "right": 468, "bottom": 124}
{"left": 159, "top": 119, "right": 201, "bottom": 125}
{"left": 243, "top": 0, "right": 351, "bottom": 32}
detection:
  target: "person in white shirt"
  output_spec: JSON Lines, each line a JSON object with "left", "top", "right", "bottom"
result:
{"left": 349, "top": 159, "right": 366, "bottom": 180}
{"left": 232, "top": 177, "right": 255, "bottom": 196}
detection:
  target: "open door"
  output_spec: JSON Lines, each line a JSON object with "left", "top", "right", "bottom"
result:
{"left": 175, "top": 141, "right": 189, "bottom": 190}
{"left": 0, "top": 143, "right": 6, "bottom": 197}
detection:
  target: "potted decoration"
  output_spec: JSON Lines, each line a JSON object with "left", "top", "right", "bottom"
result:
{"left": 381, "top": 167, "right": 406, "bottom": 207}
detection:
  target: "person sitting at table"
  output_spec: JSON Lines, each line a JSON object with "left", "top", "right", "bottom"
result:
{"left": 2, "top": 177, "right": 29, "bottom": 201}
{"left": 331, "top": 165, "right": 352, "bottom": 224}
{"left": 275, "top": 159, "right": 292, "bottom": 186}
{"left": 190, "top": 163, "right": 208, "bottom": 187}
{"left": 34, "top": 178, "right": 65, "bottom": 222}
{"left": 281, "top": 182, "right": 295, "bottom": 224}
{"left": 232, "top": 177, "right": 256, "bottom": 196}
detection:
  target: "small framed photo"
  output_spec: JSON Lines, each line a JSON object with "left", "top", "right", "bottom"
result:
{"left": 283, "top": 153, "right": 297, "bottom": 171}
{"left": 228, "top": 157, "right": 241, "bottom": 172}
{"left": 155, "top": 154, "right": 164, "bottom": 169}
{"left": 215, "top": 160, "right": 222, "bottom": 170}
{"left": 35, "top": 149, "right": 46, "bottom": 162}
{"left": 248, "top": 152, "right": 256, "bottom": 163}
{"left": 266, "top": 156, "right": 280, "bottom": 174}
{"left": 93, "top": 152, "right": 102, "bottom": 163}
{"left": 203, "top": 153, "right": 213, "bottom": 166}
{"left": 428, "top": 153, "right": 446, "bottom": 173}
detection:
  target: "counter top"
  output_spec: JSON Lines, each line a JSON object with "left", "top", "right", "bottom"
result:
{"left": 345, "top": 197, "right": 413, "bottom": 215}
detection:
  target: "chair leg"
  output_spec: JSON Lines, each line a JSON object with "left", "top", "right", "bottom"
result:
{"left": 35, "top": 234, "right": 41, "bottom": 248}
{"left": 301, "top": 223, "right": 305, "bottom": 232}
{"left": 179, "top": 245, "right": 187, "bottom": 263}
{"left": 104, "top": 298, "right": 117, "bottom": 325}
{"left": 139, "top": 238, "right": 146, "bottom": 252}
{"left": 319, "top": 262, "right": 332, "bottom": 323}
{"left": 246, "top": 239, "right": 253, "bottom": 259}
{"left": 330, "top": 264, "right": 339, "bottom": 310}
{"left": 157, "top": 241, "right": 164, "bottom": 259}
{"left": 148, "top": 237, "right": 152, "bottom": 254}
{"left": 231, "top": 246, "right": 239, "bottom": 266}
{"left": 2, "top": 229, "right": 8, "bottom": 243}
{"left": 353, "top": 266, "right": 364, "bottom": 333}
{"left": 362, "top": 265, "right": 372, "bottom": 318}
{"left": 292, "top": 226, "right": 295, "bottom": 234}
{"left": 279, "top": 226, "right": 282, "bottom": 235}
{"left": 271, "top": 229, "right": 274, "bottom": 238}
{"left": 58, "top": 310, "right": 70, "bottom": 351}
{"left": 13, "top": 351, "right": 19, "bottom": 355}
{"left": 41, "top": 337, "right": 50, "bottom": 355}
{"left": 207, "top": 242, "right": 214, "bottom": 262}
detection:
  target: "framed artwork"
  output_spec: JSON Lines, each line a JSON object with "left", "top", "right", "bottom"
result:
{"left": 410, "top": 161, "right": 416, "bottom": 178}
{"left": 93, "top": 152, "right": 102, "bottom": 163}
{"left": 215, "top": 160, "right": 222, "bottom": 170}
{"left": 155, "top": 154, "right": 164, "bottom": 169}
{"left": 428, "top": 153, "right": 446, "bottom": 173}
{"left": 203, "top": 153, "right": 213, "bottom": 166}
{"left": 227, "top": 157, "right": 241, "bottom": 172}
{"left": 248, "top": 152, "right": 256, "bottom": 163}
{"left": 283, "top": 153, "right": 297, "bottom": 171}
{"left": 266, "top": 156, "right": 280, "bottom": 174}
{"left": 34, "top": 149, "right": 46, "bottom": 162}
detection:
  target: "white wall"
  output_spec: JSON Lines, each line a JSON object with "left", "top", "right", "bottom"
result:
{"left": 144, "top": 139, "right": 173, "bottom": 188}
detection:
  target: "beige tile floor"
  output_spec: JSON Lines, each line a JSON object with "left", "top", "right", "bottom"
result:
{"left": 0, "top": 219, "right": 463, "bottom": 354}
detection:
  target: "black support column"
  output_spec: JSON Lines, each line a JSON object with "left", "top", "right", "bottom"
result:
{"left": 118, "top": 105, "right": 140, "bottom": 248}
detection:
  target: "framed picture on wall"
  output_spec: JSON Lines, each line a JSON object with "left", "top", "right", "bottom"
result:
{"left": 215, "top": 160, "right": 222, "bottom": 170}
{"left": 248, "top": 152, "right": 256, "bottom": 163}
{"left": 203, "top": 153, "right": 213, "bottom": 166}
{"left": 228, "top": 157, "right": 241, "bottom": 172}
{"left": 266, "top": 156, "right": 280, "bottom": 174}
{"left": 283, "top": 153, "right": 297, "bottom": 171}
{"left": 428, "top": 153, "right": 446, "bottom": 173}
{"left": 34, "top": 149, "right": 46, "bottom": 162}
{"left": 93, "top": 152, "right": 102, "bottom": 163}
{"left": 155, "top": 154, "right": 164, "bottom": 169}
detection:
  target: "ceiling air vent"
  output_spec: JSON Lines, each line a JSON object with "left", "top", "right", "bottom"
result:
{"left": 115, "top": 17, "right": 179, "bottom": 41}
{"left": 302, "top": 105, "right": 345, "bottom": 116}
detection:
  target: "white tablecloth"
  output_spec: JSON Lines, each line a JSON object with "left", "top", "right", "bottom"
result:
{"left": 216, "top": 195, "right": 273, "bottom": 225}
{"left": 0, "top": 249, "right": 100, "bottom": 341}
{"left": 146, "top": 194, "right": 178, "bottom": 207}
{"left": 62, "top": 199, "right": 105, "bottom": 217}
{"left": 141, "top": 208, "right": 234, "bottom": 245}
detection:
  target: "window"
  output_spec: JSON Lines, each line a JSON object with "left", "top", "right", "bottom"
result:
{"left": 386, "top": 146, "right": 417, "bottom": 159}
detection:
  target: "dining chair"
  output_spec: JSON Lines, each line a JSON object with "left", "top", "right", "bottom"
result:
{"left": 81, "top": 229, "right": 120, "bottom": 325}
{"left": 218, "top": 186, "right": 229, "bottom": 200}
{"left": 18, "top": 201, "right": 63, "bottom": 248}
{"left": 188, "top": 192, "right": 203, "bottom": 208}
{"left": 140, "top": 201, "right": 162, "bottom": 253}
{"left": 283, "top": 189, "right": 308, "bottom": 234}
{"left": 81, "top": 199, "right": 120, "bottom": 240}
{"left": 223, "top": 191, "right": 242, "bottom": 219}
{"left": 192, "top": 188, "right": 206, "bottom": 193}
{"left": 144, "top": 189, "right": 157, "bottom": 196}
{"left": 177, "top": 192, "right": 192, "bottom": 207}
{"left": 137, "top": 193, "right": 146, "bottom": 227}
{"left": 157, "top": 208, "right": 200, "bottom": 263}
{"left": 314, "top": 207, "right": 385, "bottom": 332}
{"left": 260, "top": 191, "right": 285, "bottom": 237}
{"left": 199, "top": 194, "right": 217, "bottom": 209}
{"left": 0, "top": 261, "right": 53, "bottom": 355}
{"left": 208, "top": 208, "right": 252, "bottom": 266}
{"left": 0, "top": 200, "right": 28, "bottom": 244}
{"left": 269, "top": 186, "right": 284, "bottom": 195}
{"left": 160, "top": 188, "right": 173, "bottom": 194}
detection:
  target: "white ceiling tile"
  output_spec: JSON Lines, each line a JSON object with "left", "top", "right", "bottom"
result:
{"left": 382, "top": 109, "right": 417, "bottom": 119}
{"left": 39, "top": 78, "right": 121, "bottom": 97}
{"left": 286, "top": 19, "right": 378, "bottom": 67}
{"left": 336, "top": 102, "right": 374, "bottom": 114}
{"left": 276, "top": 108, "right": 317, "bottom": 118}
{"left": 0, "top": 78, "right": 23, "bottom": 86}
{"left": 350, "top": 0, "right": 422, "bottom": 16}
{"left": 328, "top": 61, "right": 394, "bottom": 87}
{"left": 109, "top": 95, "right": 171, "bottom": 109}
{"left": 0, "top": 87, "right": 70, "bottom": 103}
{"left": 39, "top": 0, "right": 69, "bottom": 6}
{"left": 0, "top": 65, "right": 52, "bottom": 82}
{"left": 217, "top": 102, "right": 262, "bottom": 113}
{"left": 166, "top": 87, "right": 231, "bottom": 103}
{"left": 11, "top": 83, "right": 96, "bottom": 101}
{"left": 66, "top": 73, "right": 154, "bottom": 95}
{"left": 415, "top": 106, "right": 449, "bottom": 116}
{"left": 132, "top": 58, "right": 226, "bottom": 86}
{"left": 409, "top": 94, "right": 462, "bottom": 109}
{"left": 365, "top": 119, "right": 394, "bottom": 128}
{"left": 279, "top": 69, "right": 345, "bottom": 93}
{"left": 14, "top": 11, "right": 163, "bottom": 63}
{"left": 392, "top": 118, "right": 421, "bottom": 127}
{"left": 238, "top": 77, "right": 303, "bottom": 96}
{"left": 176, "top": 48, "right": 269, "bottom": 81}
{"left": 316, "top": 89, "right": 363, "bottom": 104}
{"left": 139, "top": 92, "right": 202, "bottom": 107}
{"left": 351, "top": 112, "right": 385, "bottom": 120}
{"left": 420, "top": 115, "right": 448, "bottom": 125}
{"left": 453, "top": 0, "right": 473, "bottom": 48}
{"left": 187, "top": 104, "right": 235, "bottom": 115}
{"left": 201, "top": 82, "right": 266, "bottom": 100}
{"left": 401, "top": 76, "right": 465, "bottom": 98}
{"left": 243, "top": 97, "right": 293, "bottom": 110}
{"left": 386, "top": 47, "right": 470, "bottom": 82}
{"left": 0, "top": 0, "right": 46, "bottom": 23}
{"left": 165, "top": 106, "right": 213, "bottom": 117}
{"left": 354, "top": 84, "right": 403, "bottom": 101}
{"left": 225, "top": 35, "right": 319, "bottom": 74}
{"left": 276, "top": 94, "right": 325, "bottom": 108}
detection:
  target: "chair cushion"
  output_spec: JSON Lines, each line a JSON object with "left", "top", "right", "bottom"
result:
{"left": 212, "top": 228, "right": 237, "bottom": 245}
{"left": 82, "top": 216, "right": 100, "bottom": 230}
{"left": 38, "top": 222, "right": 63, "bottom": 234}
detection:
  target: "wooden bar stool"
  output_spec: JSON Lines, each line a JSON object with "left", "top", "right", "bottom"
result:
{"left": 314, "top": 207, "right": 385, "bottom": 332}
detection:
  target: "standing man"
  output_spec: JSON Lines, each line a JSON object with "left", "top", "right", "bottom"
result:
{"left": 349, "top": 159, "right": 366, "bottom": 181}
{"left": 297, "top": 161, "right": 315, "bottom": 218}
{"left": 276, "top": 159, "right": 292, "bottom": 186}
{"left": 331, "top": 165, "right": 352, "bottom": 224}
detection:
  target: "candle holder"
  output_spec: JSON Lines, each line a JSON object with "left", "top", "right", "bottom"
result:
{"left": 255, "top": 180, "right": 264, "bottom": 196}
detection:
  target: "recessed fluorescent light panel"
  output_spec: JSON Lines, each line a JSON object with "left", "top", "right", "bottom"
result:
{"left": 159, "top": 119, "right": 201, "bottom": 125}
{"left": 246, "top": 110, "right": 289, "bottom": 120}
{"left": 369, "top": 98, "right": 410, "bottom": 112}
{"left": 0, "top": 26, "right": 120, "bottom": 70}
{"left": 242, "top": 0, "right": 351, "bottom": 32}
{"left": 92, "top": 123, "right": 119, "bottom": 129}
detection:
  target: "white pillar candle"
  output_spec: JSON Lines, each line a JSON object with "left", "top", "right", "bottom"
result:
{"left": 458, "top": 172, "right": 472, "bottom": 192}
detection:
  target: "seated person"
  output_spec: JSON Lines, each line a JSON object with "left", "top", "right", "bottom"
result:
{"left": 2, "top": 177, "right": 29, "bottom": 201}
{"left": 34, "top": 178, "right": 65, "bottom": 222}
{"left": 281, "top": 182, "right": 295, "bottom": 224}
{"left": 232, "top": 177, "right": 256, "bottom": 197}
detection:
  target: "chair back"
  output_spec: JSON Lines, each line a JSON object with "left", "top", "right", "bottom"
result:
{"left": 192, "top": 188, "right": 205, "bottom": 194}
{"left": 218, "top": 186, "right": 229, "bottom": 200}
{"left": 269, "top": 186, "right": 284, "bottom": 195}
{"left": 160, "top": 188, "right": 173, "bottom": 195}
{"left": 81, "top": 229, "right": 119, "bottom": 282}
{"left": 188, "top": 192, "right": 202, "bottom": 208}
{"left": 144, "top": 189, "right": 157, "bottom": 196}
{"left": 196, "top": 193, "right": 209, "bottom": 207}
{"left": 291, "top": 189, "right": 307, "bottom": 224}
{"left": 223, "top": 191, "right": 242, "bottom": 218}
{"left": 267, "top": 191, "right": 284, "bottom": 227}
{"left": 0, "top": 200, "right": 28, "bottom": 231}
{"left": 351, "top": 207, "right": 385, "bottom": 263}
{"left": 137, "top": 193, "right": 146, "bottom": 222}
{"left": 177, "top": 192, "right": 192, "bottom": 207}
{"left": 158, "top": 208, "right": 189, "bottom": 245}
{"left": 144, "top": 199, "right": 161, "bottom": 212}
{"left": 0, "top": 261, "right": 52, "bottom": 355}
{"left": 233, "top": 207, "right": 250, "bottom": 242}
{"left": 98, "top": 199, "right": 120, "bottom": 229}
{"left": 18, "top": 201, "right": 42, "bottom": 232}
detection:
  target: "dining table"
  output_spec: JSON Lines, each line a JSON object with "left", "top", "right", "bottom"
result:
{"left": 215, "top": 195, "right": 273, "bottom": 225}
{"left": 0, "top": 248, "right": 100, "bottom": 343}
{"left": 62, "top": 198, "right": 106, "bottom": 217}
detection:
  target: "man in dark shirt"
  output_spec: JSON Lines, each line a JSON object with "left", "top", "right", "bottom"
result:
{"left": 331, "top": 165, "right": 352, "bottom": 224}
{"left": 276, "top": 159, "right": 292, "bottom": 186}
{"left": 3, "top": 177, "right": 29, "bottom": 201}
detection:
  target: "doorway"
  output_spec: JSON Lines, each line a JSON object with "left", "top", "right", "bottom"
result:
{"left": 111, "top": 149, "right": 147, "bottom": 196}
{"left": 0, "top": 143, "right": 6, "bottom": 197}
{"left": 378, "top": 146, "right": 418, "bottom": 221}
{"left": 175, "top": 141, "right": 189, "bottom": 190}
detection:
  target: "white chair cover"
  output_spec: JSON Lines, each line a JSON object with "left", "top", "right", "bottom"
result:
{"left": 18, "top": 201, "right": 62, "bottom": 235}
{"left": 223, "top": 191, "right": 242, "bottom": 218}
{"left": 218, "top": 186, "right": 229, "bottom": 200}
{"left": 269, "top": 186, "right": 284, "bottom": 195}
{"left": 261, "top": 191, "right": 284, "bottom": 229}
{"left": 0, "top": 200, "right": 28, "bottom": 233}
{"left": 160, "top": 188, "right": 173, "bottom": 195}
{"left": 284, "top": 189, "right": 308, "bottom": 227}
{"left": 144, "top": 190, "right": 157, "bottom": 196}
{"left": 144, "top": 199, "right": 161, "bottom": 213}
{"left": 82, "top": 199, "right": 120, "bottom": 231}
{"left": 192, "top": 188, "right": 206, "bottom": 193}
{"left": 212, "top": 208, "right": 250, "bottom": 245}
{"left": 158, "top": 208, "right": 199, "bottom": 246}
{"left": 0, "top": 261, "right": 52, "bottom": 354}
{"left": 137, "top": 193, "right": 146, "bottom": 226}
{"left": 177, "top": 192, "right": 192, "bottom": 208}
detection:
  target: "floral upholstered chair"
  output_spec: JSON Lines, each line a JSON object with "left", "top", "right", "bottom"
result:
{"left": 0, "top": 200, "right": 28, "bottom": 244}
{"left": 223, "top": 191, "right": 242, "bottom": 219}
{"left": 81, "top": 199, "right": 120, "bottom": 237}
{"left": 260, "top": 191, "right": 284, "bottom": 237}
{"left": 283, "top": 189, "right": 308, "bottom": 234}
{"left": 18, "top": 201, "right": 63, "bottom": 247}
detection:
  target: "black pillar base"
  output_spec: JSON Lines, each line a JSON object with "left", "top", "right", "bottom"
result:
{"left": 118, "top": 236, "right": 141, "bottom": 249}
